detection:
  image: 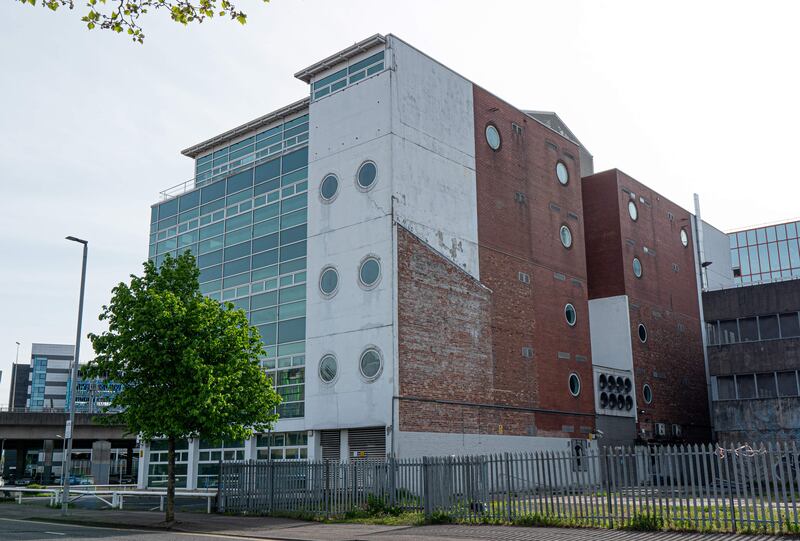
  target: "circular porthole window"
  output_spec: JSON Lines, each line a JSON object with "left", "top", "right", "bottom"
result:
{"left": 319, "top": 266, "right": 339, "bottom": 297}
{"left": 632, "top": 257, "right": 643, "bottom": 278}
{"left": 643, "top": 383, "right": 653, "bottom": 404}
{"left": 356, "top": 161, "right": 378, "bottom": 191}
{"left": 638, "top": 323, "right": 648, "bottom": 343}
{"left": 320, "top": 174, "right": 339, "bottom": 202}
{"left": 680, "top": 229, "right": 689, "bottom": 247}
{"left": 568, "top": 373, "right": 581, "bottom": 397}
{"left": 319, "top": 354, "right": 338, "bottom": 384}
{"left": 359, "top": 347, "right": 383, "bottom": 381}
{"left": 358, "top": 256, "right": 381, "bottom": 289}
{"left": 485, "top": 124, "right": 501, "bottom": 151}
{"left": 556, "top": 161, "right": 569, "bottom": 185}
{"left": 628, "top": 200, "right": 638, "bottom": 221}
{"left": 559, "top": 225, "right": 573, "bottom": 249}
{"left": 564, "top": 303, "right": 577, "bottom": 326}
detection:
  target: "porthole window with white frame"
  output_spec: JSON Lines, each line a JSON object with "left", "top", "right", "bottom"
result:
{"left": 556, "top": 161, "right": 569, "bottom": 185}
{"left": 319, "top": 354, "right": 338, "bottom": 384}
{"left": 356, "top": 160, "right": 378, "bottom": 191}
{"left": 358, "top": 255, "right": 381, "bottom": 289}
{"left": 319, "top": 266, "right": 339, "bottom": 298}
{"left": 559, "top": 224, "right": 573, "bottom": 249}
{"left": 359, "top": 347, "right": 383, "bottom": 381}
{"left": 628, "top": 200, "right": 638, "bottom": 221}
{"left": 485, "top": 124, "right": 501, "bottom": 150}
{"left": 568, "top": 373, "right": 581, "bottom": 397}
{"left": 319, "top": 173, "right": 339, "bottom": 202}
{"left": 564, "top": 303, "right": 577, "bottom": 327}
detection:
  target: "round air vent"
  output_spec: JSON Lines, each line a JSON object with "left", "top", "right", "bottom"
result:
{"left": 617, "top": 395, "right": 626, "bottom": 410}
{"left": 608, "top": 394, "right": 618, "bottom": 409}
{"left": 624, "top": 378, "right": 632, "bottom": 393}
{"left": 616, "top": 376, "right": 624, "bottom": 391}
{"left": 607, "top": 375, "right": 617, "bottom": 392}
{"left": 625, "top": 396, "right": 634, "bottom": 411}
{"left": 600, "top": 392, "right": 609, "bottom": 408}
{"left": 599, "top": 374, "right": 607, "bottom": 389}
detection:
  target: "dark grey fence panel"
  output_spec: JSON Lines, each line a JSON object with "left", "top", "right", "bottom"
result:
{"left": 217, "top": 443, "right": 800, "bottom": 533}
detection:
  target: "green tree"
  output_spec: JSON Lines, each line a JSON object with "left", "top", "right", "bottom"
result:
{"left": 16, "top": 0, "right": 269, "bottom": 43}
{"left": 85, "top": 251, "right": 280, "bottom": 523}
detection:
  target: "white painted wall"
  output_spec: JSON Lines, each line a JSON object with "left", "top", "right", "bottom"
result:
{"left": 304, "top": 48, "right": 395, "bottom": 432}
{"left": 587, "top": 296, "right": 633, "bottom": 371}
{"left": 388, "top": 36, "right": 479, "bottom": 279}
{"left": 698, "top": 219, "right": 734, "bottom": 291}
{"left": 395, "top": 430, "right": 595, "bottom": 458}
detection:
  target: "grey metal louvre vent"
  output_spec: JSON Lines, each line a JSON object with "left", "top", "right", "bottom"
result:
{"left": 545, "top": 141, "right": 558, "bottom": 152}
{"left": 568, "top": 212, "right": 579, "bottom": 221}
{"left": 518, "top": 272, "right": 530, "bottom": 284}
{"left": 553, "top": 272, "right": 566, "bottom": 281}
{"left": 549, "top": 202, "right": 561, "bottom": 213}
{"left": 557, "top": 352, "right": 571, "bottom": 360}
{"left": 515, "top": 192, "right": 527, "bottom": 204}
{"left": 571, "top": 279, "right": 582, "bottom": 287}
{"left": 575, "top": 355, "right": 588, "bottom": 363}
{"left": 320, "top": 430, "right": 341, "bottom": 462}
{"left": 521, "top": 347, "right": 534, "bottom": 358}
{"left": 348, "top": 427, "right": 386, "bottom": 460}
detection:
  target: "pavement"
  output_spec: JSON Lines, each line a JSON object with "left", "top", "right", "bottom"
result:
{"left": 0, "top": 503, "right": 787, "bottom": 541}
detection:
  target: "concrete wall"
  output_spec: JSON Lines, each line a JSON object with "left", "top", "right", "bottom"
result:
{"left": 588, "top": 296, "right": 633, "bottom": 371}
{"left": 304, "top": 44, "right": 395, "bottom": 433}
{"left": 714, "top": 397, "right": 800, "bottom": 442}
{"left": 395, "top": 429, "right": 592, "bottom": 458}
{"left": 708, "top": 338, "right": 800, "bottom": 375}
{"left": 389, "top": 36, "right": 479, "bottom": 279}
{"left": 698, "top": 220, "right": 734, "bottom": 291}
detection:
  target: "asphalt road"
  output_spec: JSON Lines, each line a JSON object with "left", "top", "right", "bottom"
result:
{"left": 0, "top": 517, "right": 278, "bottom": 541}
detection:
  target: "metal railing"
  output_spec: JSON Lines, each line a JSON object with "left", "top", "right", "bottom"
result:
{"left": 218, "top": 442, "right": 800, "bottom": 533}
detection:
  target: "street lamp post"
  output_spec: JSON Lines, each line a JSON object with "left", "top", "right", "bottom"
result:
{"left": 63, "top": 236, "right": 88, "bottom": 514}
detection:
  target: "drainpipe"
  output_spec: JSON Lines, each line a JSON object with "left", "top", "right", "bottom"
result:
{"left": 693, "top": 194, "right": 715, "bottom": 441}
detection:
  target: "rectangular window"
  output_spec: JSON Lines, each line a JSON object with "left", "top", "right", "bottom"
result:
{"left": 719, "top": 320, "right": 739, "bottom": 344}
{"left": 717, "top": 376, "right": 736, "bottom": 400}
{"left": 737, "top": 374, "right": 756, "bottom": 399}
{"left": 739, "top": 317, "right": 759, "bottom": 341}
{"left": 756, "top": 373, "right": 777, "bottom": 398}
{"left": 759, "top": 244, "right": 771, "bottom": 273}
{"left": 780, "top": 312, "right": 800, "bottom": 337}
{"left": 759, "top": 315, "right": 780, "bottom": 340}
{"left": 778, "top": 372, "right": 799, "bottom": 397}
{"left": 757, "top": 228, "right": 768, "bottom": 244}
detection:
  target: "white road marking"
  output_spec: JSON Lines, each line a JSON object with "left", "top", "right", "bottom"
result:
{"left": 0, "top": 517, "right": 285, "bottom": 540}
{"left": 44, "top": 532, "right": 66, "bottom": 536}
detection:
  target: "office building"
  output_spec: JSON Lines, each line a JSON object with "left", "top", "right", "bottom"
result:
{"left": 141, "top": 34, "right": 726, "bottom": 488}
{"left": 729, "top": 219, "right": 800, "bottom": 285}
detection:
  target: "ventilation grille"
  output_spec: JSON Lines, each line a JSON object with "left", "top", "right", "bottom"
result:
{"left": 320, "top": 430, "right": 341, "bottom": 462}
{"left": 518, "top": 272, "right": 530, "bottom": 284}
{"left": 348, "top": 427, "right": 386, "bottom": 460}
{"left": 521, "top": 347, "right": 534, "bottom": 358}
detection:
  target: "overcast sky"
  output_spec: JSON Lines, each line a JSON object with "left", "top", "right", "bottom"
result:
{"left": 1, "top": 0, "right": 798, "bottom": 402}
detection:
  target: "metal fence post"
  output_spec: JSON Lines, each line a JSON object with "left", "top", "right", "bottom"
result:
{"left": 505, "top": 453, "right": 513, "bottom": 523}
{"left": 422, "top": 456, "right": 431, "bottom": 517}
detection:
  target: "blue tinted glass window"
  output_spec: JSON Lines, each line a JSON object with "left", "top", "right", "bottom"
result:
{"left": 250, "top": 308, "right": 277, "bottom": 325}
{"left": 255, "top": 204, "right": 280, "bottom": 223}
{"left": 739, "top": 248, "right": 750, "bottom": 275}
{"left": 226, "top": 170, "right": 253, "bottom": 194}
{"left": 280, "top": 225, "right": 307, "bottom": 246}
{"left": 223, "top": 257, "right": 249, "bottom": 276}
{"left": 179, "top": 208, "right": 199, "bottom": 223}
{"left": 282, "top": 148, "right": 308, "bottom": 174}
{"left": 150, "top": 206, "right": 158, "bottom": 224}
{"left": 256, "top": 323, "right": 277, "bottom": 344}
{"left": 179, "top": 190, "right": 201, "bottom": 212}
{"left": 278, "top": 318, "right": 305, "bottom": 343}
{"left": 759, "top": 244, "right": 771, "bottom": 273}
{"left": 767, "top": 227, "right": 777, "bottom": 242}
{"left": 252, "top": 249, "right": 279, "bottom": 269}
{"left": 777, "top": 225, "right": 787, "bottom": 241}
{"left": 255, "top": 159, "right": 281, "bottom": 184}
{"left": 789, "top": 239, "right": 800, "bottom": 267}
{"left": 313, "top": 68, "right": 347, "bottom": 90}
{"left": 788, "top": 223, "right": 798, "bottom": 238}
{"left": 255, "top": 178, "right": 280, "bottom": 197}
{"left": 778, "top": 241, "right": 790, "bottom": 270}
{"left": 737, "top": 231, "right": 747, "bottom": 246}
{"left": 284, "top": 114, "right": 308, "bottom": 130}
{"left": 199, "top": 222, "right": 224, "bottom": 240}
{"left": 280, "top": 241, "right": 306, "bottom": 262}
{"left": 201, "top": 181, "right": 225, "bottom": 204}
{"left": 251, "top": 291, "right": 278, "bottom": 310}
{"left": 198, "top": 250, "right": 222, "bottom": 268}
{"left": 200, "top": 198, "right": 225, "bottom": 216}
{"left": 731, "top": 249, "right": 739, "bottom": 267}
{"left": 746, "top": 230, "right": 757, "bottom": 245}
{"left": 225, "top": 212, "right": 252, "bottom": 232}
{"left": 158, "top": 216, "right": 178, "bottom": 230}
{"left": 748, "top": 246, "right": 759, "bottom": 273}
{"left": 158, "top": 198, "right": 179, "bottom": 220}
{"left": 281, "top": 168, "right": 307, "bottom": 187}
{"left": 280, "top": 258, "right": 305, "bottom": 275}
{"left": 223, "top": 272, "right": 250, "bottom": 289}
{"left": 200, "top": 264, "right": 222, "bottom": 282}
{"left": 226, "top": 188, "right": 252, "bottom": 206}
{"left": 757, "top": 228, "right": 767, "bottom": 244}
{"left": 224, "top": 227, "right": 250, "bottom": 246}
{"left": 224, "top": 241, "right": 251, "bottom": 262}
{"left": 729, "top": 235, "right": 737, "bottom": 249}
{"left": 253, "top": 234, "right": 279, "bottom": 253}
{"left": 230, "top": 136, "right": 254, "bottom": 152}
{"left": 281, "top": 193, "right": 307, "bottom": 214}
{"left": 768, "top": 243, "right": 780, "bottom": 271}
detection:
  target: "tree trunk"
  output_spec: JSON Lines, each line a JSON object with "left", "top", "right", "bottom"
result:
{"left": 166, "top": 435, "right": 175, "bottom": 523}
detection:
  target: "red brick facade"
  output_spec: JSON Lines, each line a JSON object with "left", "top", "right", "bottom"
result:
{"left": 582, "top": 169, "right": 711, "bottom": 442}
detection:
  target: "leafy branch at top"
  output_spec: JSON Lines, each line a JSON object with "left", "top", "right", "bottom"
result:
{"left": 18, "top": 0, "right": 269, "bottom": 43}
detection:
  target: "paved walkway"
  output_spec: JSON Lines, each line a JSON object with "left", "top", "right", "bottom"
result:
{"left": 0, "top": 504, "right": 785, "bottom": 540}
